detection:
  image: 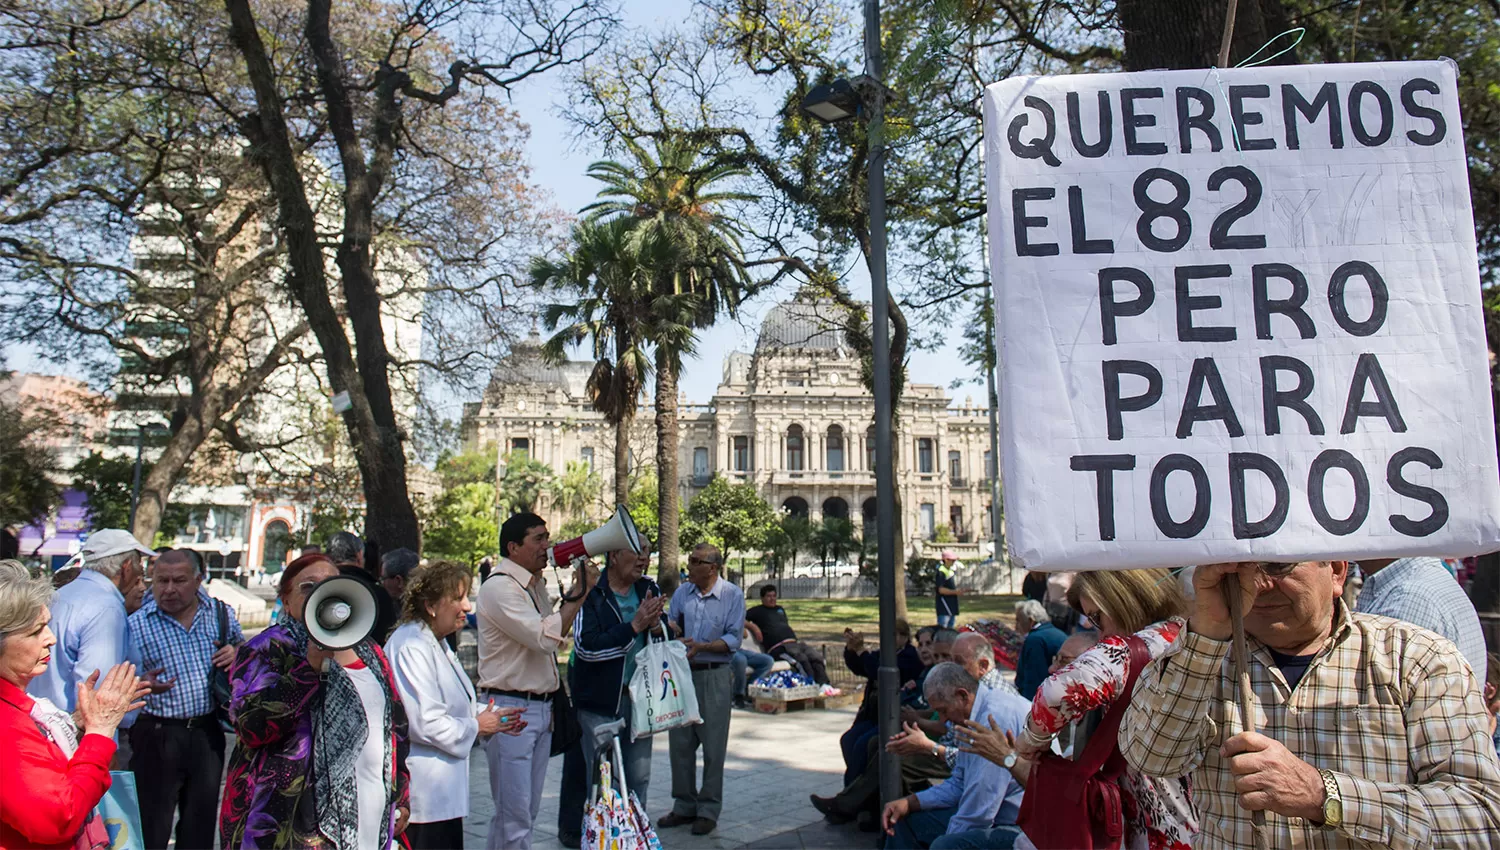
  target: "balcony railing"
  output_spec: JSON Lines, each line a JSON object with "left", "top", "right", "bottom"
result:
{"left": 951, "top": 476, "right": 968, "bottom": 488}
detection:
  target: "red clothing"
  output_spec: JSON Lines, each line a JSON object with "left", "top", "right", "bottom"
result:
{"left": 0, "top": 678, "right": 114, "bottom": 850}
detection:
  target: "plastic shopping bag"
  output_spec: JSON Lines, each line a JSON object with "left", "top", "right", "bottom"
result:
{"left": 96, "top": 771, "right": 146, "bottom": 850}
{"left": 629, "top": 622, "right": 701, "bottom": 740}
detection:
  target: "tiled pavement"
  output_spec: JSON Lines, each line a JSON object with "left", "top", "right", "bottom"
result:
{"left": 465, "top": 705, "right": 869, "bottom": 850}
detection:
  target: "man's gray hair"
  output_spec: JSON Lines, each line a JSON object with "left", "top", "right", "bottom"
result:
{"left": 950, "top": 632, "right": 992, "bottom": 668}
{"left": 85, "top": 550, "right": 134, "bottom": 578}
{"left": 691, "top": 543, "right": 723, "bottom": 566}
{"left": 1016, "top": 599, "right": 1048, "bottom": 627}
{"left": 923, "top": 661, "right": 979, "bottom": 704}
{"left": 326, "top": 531, "right": 364, "bottom": 566}
{"left": 381, "top": 548, "right": 420, "bottom": 580}
{"left": 0, "top": 577, "right": 53, "bottom": 654}
{"left": 933, "top": 627, "right": 960, "bottom": 645}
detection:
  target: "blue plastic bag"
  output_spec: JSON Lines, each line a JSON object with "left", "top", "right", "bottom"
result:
{"left": 96, "top": 771, "right": 145, "bottom": 850}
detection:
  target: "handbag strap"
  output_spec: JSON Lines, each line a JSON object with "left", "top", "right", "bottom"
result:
{"left": 1072, "top": 634, "right": 1150, "bottom": 776}
{"left": 215, "top": 598, "right": 228, "bottom": 645}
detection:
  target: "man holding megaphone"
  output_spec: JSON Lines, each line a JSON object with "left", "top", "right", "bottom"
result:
{"left": 477, "top": 509, "right": 639, "bottom": 850}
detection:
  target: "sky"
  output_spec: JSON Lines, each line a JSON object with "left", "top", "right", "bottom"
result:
{"left": 5, "top": 0, "right": 988, "bottom": 414}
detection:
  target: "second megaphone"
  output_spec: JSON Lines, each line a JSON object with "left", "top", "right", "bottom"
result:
{"left": 548, "top": 505, "right": 642, "bottom": 567}
{"left": 304, "top": 575, "right": 379, "bottom": 650}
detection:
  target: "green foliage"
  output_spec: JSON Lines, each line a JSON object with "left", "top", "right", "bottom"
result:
{"left": 69, "top": 451, "right": 190, "bottom": 534}
{"left": 0, "top": 397, "right": 58, "bottom": 527}
{"left": 554, "top": 517, "right": 596, "bottom": 541}
{"left": 932, "top": 523, "right": 956, "bottom": 544}
{"left": 625, "top": 469, "right": 660, "bottom": 542}
{"left": 437, "top": 448, "right": 497, "bottom": 490}
{"left": 678, "top": 475, "right": 778, "bottom": 556}
{"left": 763, "top": 514, "right": 814, "bottom": 576}
{"left": 551, "top": 460, "right": 603, "bottom": 522}
{"left": 422, "top": 482, "right": 499, "bottom": 567}
{"left": 811, "top": 517, "right": 861, "bottom": 564}
{"left": 906, "top": 554, "right": 939, "bottom": 597}
{"left": 496, "top": 450, "right": 553, "bottom": 515}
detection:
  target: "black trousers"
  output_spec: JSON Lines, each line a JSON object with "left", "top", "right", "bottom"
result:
{"left": 405, "top": 817, "right": 465, "bottom": 850}
{"left": 128, "top": 715, "right": 225, "bottom": 850}
{"left": 771, "top": 641, "right": 830, "bottom": 685}
{"left": 557, "top": 737, "right": 588, "bottom": 838}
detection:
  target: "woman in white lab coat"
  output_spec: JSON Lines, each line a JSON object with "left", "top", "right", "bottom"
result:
{"left": 386, "top": 560, "right": 526, "bottom": 849}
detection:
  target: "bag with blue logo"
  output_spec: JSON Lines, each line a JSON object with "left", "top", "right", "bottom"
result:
{"left": 95, "top": 770, "right": 145, "bottom": 850}
{"left": 629, "top": 621, "right": 700, "bottom": 740}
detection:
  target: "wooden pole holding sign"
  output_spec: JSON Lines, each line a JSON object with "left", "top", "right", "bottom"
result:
{"left": 1225, "top": 572, "right": 1269, "bottom": 850}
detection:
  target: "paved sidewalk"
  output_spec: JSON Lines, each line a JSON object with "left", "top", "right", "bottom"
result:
{"left": 466, "top": 705, "right": 866, "bottom": 850}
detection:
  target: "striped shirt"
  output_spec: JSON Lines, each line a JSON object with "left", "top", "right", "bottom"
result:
{"left": 1120, "top": 600, "right": 1500, "bottom": 850}
{"left": 1354, "top": 557, "right": 1487, "bottom": 682}
{"left": 129, "top": 589, "right": 244, "bottom": 718}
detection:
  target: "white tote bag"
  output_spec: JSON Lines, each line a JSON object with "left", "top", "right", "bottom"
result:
{"left": 629, "top": 621, "right": 701, "bottom": 740}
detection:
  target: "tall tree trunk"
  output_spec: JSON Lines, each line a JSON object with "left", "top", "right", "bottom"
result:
{"left": 613, "top": 412, "right": 631, "bottom": 506}
{"left": 131, "top": 401, "right": 216, "bottom": 544}
{"left": 1117, "top": 0, "right": 1292, "bottom": 71}
{"left": 224, "top": 0, "right": 420, "bottom": 551}
{"left": 654, "top": 349, "right": 681, "bottom": 596}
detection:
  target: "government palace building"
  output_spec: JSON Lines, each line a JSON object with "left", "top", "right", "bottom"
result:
{"left": 461, "top": 296, "right": 999, "bottom": 562}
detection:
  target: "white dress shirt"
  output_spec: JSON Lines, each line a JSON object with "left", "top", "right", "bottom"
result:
{"left": 385, "top": 620, "right": 480, "bottom": 823}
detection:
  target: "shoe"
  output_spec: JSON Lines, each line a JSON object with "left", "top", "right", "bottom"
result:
{"left": 819, "top": 685, "right": 842, "bottom": 697}
{"left": 810, "top": 794, "right": 854, "bottom": 825}
{"left": 733, "top": 696, "right": 752, "bottom": 709}
{"left": 658, "top": 812, "right": 695, "bottom": 829}
{"left": 558, "top": 830, "right": 582, "bottom": 849}
{"left": 692, "top": 817, "right": 718, "bottom": 835}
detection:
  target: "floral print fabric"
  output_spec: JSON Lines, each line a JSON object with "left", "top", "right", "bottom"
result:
{"left": 1018, "top": 618, "right": 1199, "bottom": 850}
{"left": 219, "top": 625, "right": 410, "bottom": 849}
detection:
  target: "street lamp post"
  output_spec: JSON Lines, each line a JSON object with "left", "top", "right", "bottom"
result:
{"left": 799, "top": 0, "right": 901, "bottom": 806}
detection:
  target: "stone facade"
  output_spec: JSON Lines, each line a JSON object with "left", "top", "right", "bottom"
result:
{"left": 462, "top": 298, "right": 1000, "bottom": 560}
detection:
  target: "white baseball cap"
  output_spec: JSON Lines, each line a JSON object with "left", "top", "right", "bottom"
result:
{"left": 78, "top": 529, "right": 156, "bottom": 562}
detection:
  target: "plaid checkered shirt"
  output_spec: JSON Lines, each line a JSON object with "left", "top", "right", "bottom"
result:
{"left": 1120, "top": 599, "right": 1500, "bottom": 850}
{"left": 129, "top": 589, "right": 244, "bottom": 718}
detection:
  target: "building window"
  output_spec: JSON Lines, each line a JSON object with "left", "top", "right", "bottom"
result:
{"left": 984, "top": 450, "right": 995, "bottom": 480}
{"left": 693, "top": 447, "right": 710, "bottom": 482}
{"left": 786, "top": 425, "right": 805, "bottom": 471}
{"left": 826, "top": 425, "right": 845, "bottom": 472}
{"left": 920, "top": 503, "right": 936, "bottom": 539}
{"left": 948, "top": 450, "right": 962, "bottom": 480}
{"left": 917, "top": 438, "right": 934, "bottom": 474}
{"left": 580, "top": 446, "right": 594, "bottom": 470}
{"left": 733, "top": 436, "right": 750, "bottom": 471}
{"left": 866, "top": 426, "right": 875, "bottom": 471}
{"left": 510, "top": 437, "right": 530, "bottom": 458}
{"left": 950, "top": 505, "right": 965, "bottom": 537}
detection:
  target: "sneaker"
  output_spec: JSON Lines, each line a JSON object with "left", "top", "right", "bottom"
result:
{"left": 658, "top": 812, "right": 695, "bottom": 829}
{"left": 820, "top": 685, "right": 842, "bottom": 697}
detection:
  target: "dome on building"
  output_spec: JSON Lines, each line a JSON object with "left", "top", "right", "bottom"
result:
{"left": 755, "top": 298, "right": 855, "bottom": 354}
{"left": 484, "top": 332, "right": 592, "bottom": 398}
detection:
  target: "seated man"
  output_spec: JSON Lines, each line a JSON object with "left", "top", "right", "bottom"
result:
{"left": 744, "top": 585, "right": 836, "bottom": 692}
{"left": 730, "top": 628, "right": 775, "bottom": 710}
{"left": 1122, "top": 560, "right": 1500, "bottom": 849}
{"left": 1013, "top": 599, "right": 1065, "bottom": 699}
{"left": 842, "top": 619, "right": 924, "bottom": 783}
{"left": 881, "top": 662, "right": 1030, "bottom": 849}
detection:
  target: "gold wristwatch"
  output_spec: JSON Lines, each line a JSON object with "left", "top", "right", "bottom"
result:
{"left": 1318, "top": 769, "right": 1343, "bottom": 828}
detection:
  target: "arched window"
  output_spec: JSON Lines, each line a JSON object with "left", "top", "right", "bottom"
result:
{"left": 692, "top": 447, "right": 710, "bottom": 482}
{"left": 261, "top": 520, "right": 292, "bottom": 570}
{"left": 865, "top": 426, "right": 875, "bottom": 471}
{"left": 826, "top": 425, "right": 845, "bottom": 471}
{"left": 948, "top": 450, "right": 963, "bottom": 482}
{"left": 786, "top": 425, "right": 805, "bottom": 471}
{"left": 783, "top": 496, "right": 810, "bottom": 519}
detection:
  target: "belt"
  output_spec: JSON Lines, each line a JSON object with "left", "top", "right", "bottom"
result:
{"left": 141, "top": 713, "right": 218, "bottom": 729}
{"left": 479, "top": 687, "right": 556, "bottom": 701}
{"left": 690, "top": 662, "right": 727, "bottom": 670}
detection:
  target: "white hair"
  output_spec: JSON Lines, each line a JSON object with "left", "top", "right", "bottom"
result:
{"left": 84, "top": 551, "right": 134, "bottom": 578}
{"left": 0, "top": 578, "right": 53, "bottom": 654}
{"left": 923, "top": 661, "right": 979, "bottom": 704}
{"left": 1016, "top": 599, "right": 1048, "bottom": 627}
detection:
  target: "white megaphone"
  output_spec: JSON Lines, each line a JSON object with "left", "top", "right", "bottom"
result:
{"left": 304, "top": 575, "right": 379, "bottom": 650}
{"left": 547, "top": 505, "right": 643, "bottom": 567}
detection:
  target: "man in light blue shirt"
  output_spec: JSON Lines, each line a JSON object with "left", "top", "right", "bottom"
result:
{"left": 1355, "top": 557, "right": 1487, "bottom": 683}
{"left": 660, "top": 543, "right": 744, "bottom": 836}
{"left": 881, "top": 662, "right": 1030, "bottom": 849}
{"left": 30, "top": 529, "right": 152, "bottom": 715}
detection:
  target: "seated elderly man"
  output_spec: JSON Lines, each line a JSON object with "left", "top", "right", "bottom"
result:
{"left": 1122, "top": 560, "right": 1500, "bottom": 850}
{"left": 880, "top": 662, "right": 1029, "bottom": 850}
{"left": 1013, "top": 599, "right": 1065, "bottom": 700}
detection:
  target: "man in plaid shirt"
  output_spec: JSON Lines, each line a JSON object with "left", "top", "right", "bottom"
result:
{"left": 1121, "top": 560, "right": 1500, "bottom": 850}
{"left": 128, "top": 549, "right": 244, "bottom": 850}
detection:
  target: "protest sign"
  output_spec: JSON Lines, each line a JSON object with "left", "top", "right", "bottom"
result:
{"left": 983, "top": 60, "right": 1500, "bottom": 571}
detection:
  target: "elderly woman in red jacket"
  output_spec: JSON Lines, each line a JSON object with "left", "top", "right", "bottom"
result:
{"left": 0, "top": 574, "right": 148, "bottom": 850}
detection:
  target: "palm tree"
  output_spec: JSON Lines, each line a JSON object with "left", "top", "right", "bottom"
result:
{"left": 585, "top": 136, "right": 758, "bottom": 592}
{"left": 551, "top": 460, "right": 603, "bottom": 523}
{"left": 533, "top": 217, "right": 652, "bottom": 506}
{"left": 812, "top": 517, "right": 860, "bottom": 567}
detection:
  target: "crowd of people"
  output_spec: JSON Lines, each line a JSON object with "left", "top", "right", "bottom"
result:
{"left": 2, "top": 514, "right": 1499, "bottom": 850}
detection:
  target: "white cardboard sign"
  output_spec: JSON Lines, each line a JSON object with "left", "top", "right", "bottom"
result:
{"left": 983, "top": 61, "right": 1500, "bottom": 570}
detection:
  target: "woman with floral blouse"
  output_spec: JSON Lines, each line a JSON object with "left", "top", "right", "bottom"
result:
{"left": 220, "top": 553, "right": 410, "bottom": 850}
{"left": 958, "top": 569, "right": 1199, "bottom": 850}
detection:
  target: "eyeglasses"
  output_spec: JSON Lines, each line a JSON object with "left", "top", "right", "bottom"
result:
{"left": 1251, "top": 561, "right": 1299, "bottom": 578}
{"left": 687, "top": 557, "right": 716, "bottom": 566}
{"left": 296, "top": 580, "right": 318, "bottom": 595}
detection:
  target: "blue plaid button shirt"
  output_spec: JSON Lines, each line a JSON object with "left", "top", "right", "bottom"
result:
{"left": 129, "top": 589, "right": 244, "bottom": 718}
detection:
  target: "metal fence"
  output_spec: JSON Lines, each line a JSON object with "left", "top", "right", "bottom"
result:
{"left": 730, "top": 562, "right": 1024, "bottom": 599}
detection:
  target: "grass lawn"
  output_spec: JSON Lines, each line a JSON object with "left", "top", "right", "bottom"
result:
{"left": 779, "top": 594, "right": 1021, "bottom": 642}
